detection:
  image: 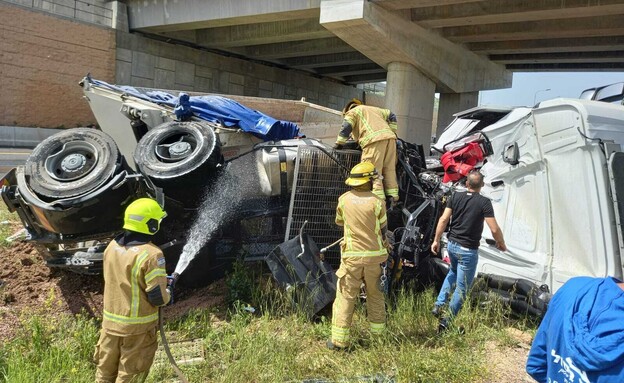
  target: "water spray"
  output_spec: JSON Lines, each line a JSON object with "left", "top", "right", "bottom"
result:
{"left": 158, "top": 156, "right": 258, "bottom": 382}
{"left": 172, "top": 168, "right": 240, "bottom": 278}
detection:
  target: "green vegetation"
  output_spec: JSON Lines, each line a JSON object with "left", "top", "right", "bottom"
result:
{"left": 0, "top": 205, "right": 535, "bottom": 381}
{"left": 0, "top": 311, "right": 99, "bottom": 382}
{"left": 0, "top": 273, "right": 537, "bottom": 383}
{"left": 0, "top": 207, "right": 20, "bottom": 247}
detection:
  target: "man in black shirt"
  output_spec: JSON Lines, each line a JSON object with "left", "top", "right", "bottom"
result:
{"left": 431, "top": 171, "right": 506, "bottom": 331}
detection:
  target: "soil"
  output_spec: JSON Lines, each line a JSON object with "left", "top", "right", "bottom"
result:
{"left": 483, "top": 328, "right": 534, "bottom": 383}
{"left": 0, "top": 238, "right": 226, "bottom": 343}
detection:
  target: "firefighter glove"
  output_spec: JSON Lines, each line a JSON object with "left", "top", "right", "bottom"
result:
{"left": 166, "top": 275, "right": 175, "bottom": 305}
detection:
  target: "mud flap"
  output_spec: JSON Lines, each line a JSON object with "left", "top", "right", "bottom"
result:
{"left": 265, "top": 232, "right": 336, "bottom": 317}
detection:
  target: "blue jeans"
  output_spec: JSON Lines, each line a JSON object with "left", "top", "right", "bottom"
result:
{"left": 434, "top": 241, "right": 479, "bottom": 317}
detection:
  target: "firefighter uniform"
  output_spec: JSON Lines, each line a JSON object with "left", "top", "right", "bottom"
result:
{"left": 95, "top": 198, "right": 170, "bottom": 383}
{"left": 331, "top": 186, "right": 388, "bottom": 348}
{"left": 336, "top": 104, "right": 399, "bottom": 201}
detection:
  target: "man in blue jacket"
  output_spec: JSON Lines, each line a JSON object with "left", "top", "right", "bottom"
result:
{"left": 526, "top": 276, "right": 624, "bottom": 383}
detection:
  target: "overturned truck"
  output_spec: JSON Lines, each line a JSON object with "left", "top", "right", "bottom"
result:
{"left": 3, "top": 77, "right": 624, "bottom": 318}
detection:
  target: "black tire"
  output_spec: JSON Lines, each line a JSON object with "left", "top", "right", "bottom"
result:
{"left": 134, "top": 121, "right": 222, "bottom": 189}
{"left": 25, "top": 128, "right": 121, "bottom": 199}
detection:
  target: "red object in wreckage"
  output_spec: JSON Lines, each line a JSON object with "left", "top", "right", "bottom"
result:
{"left": 440, "top": 142, "right": 485, "bottom": 183}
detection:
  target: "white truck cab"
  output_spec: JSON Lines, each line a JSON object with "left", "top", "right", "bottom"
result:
{"left": 444, "top": 99, "right": 624, "bottom": 293}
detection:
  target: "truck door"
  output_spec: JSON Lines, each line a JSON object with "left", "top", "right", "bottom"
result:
{"left": 477, "top": 114, "right": 552, "bottom": 286}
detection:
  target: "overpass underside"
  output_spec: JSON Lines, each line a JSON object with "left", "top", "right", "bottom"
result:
{"left": 126, "top": 0, "right": 624, "bottom": 146}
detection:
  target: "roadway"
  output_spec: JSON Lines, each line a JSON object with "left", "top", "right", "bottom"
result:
{"left": 0, "top": 148, "right": 31, "bottom": 175}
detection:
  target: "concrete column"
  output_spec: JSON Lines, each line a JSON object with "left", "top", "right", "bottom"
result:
{"left": 111, "top": 1, "right": 129, "bottom": 32}
{"left": 436, "top": 92, "right": 478, "bottom": 139}
{"left": 385, "top": 62, "right": 436, "bottom": 148}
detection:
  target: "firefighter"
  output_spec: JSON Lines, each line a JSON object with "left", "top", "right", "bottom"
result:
{"left": 328, "top": 162, "right": 389, "bottom": 350}
{"left": 94, "top": 198, "right": 171, "bottom": 383}
{"left": 334, "top": 99, "right": 399, "bottom": 202}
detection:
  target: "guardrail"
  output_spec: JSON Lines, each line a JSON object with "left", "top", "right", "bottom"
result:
{"left": 0, "top": 126, "right": 63, "bottom": 148}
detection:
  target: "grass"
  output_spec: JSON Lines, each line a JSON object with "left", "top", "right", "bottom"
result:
{"left": 0, "top": 206, "right": 537, "bottom": 382}
{"left": 0, "top": 272, "right": 537, "bottom": 383}
{"left": 0, "top": 311, "right": 99, "bottom": 382}
{"left": 0, "top": 206, "right": 21, "bottom": 247}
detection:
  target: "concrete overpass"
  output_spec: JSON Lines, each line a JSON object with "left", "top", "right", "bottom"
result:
{"left": 125, "top": 0, "right": 624, "bottom": 145}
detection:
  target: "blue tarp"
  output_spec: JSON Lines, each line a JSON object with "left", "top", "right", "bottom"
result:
{"left": 92, "top": 79, "right": 300, "bottom": 141}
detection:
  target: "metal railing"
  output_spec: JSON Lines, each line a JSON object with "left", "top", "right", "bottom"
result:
{"left": 285, "top": 147, "right": 360, "bottom": 267}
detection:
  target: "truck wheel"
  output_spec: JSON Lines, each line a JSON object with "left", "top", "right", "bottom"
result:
{"left": 25, "top": 128, "right": 121, "bottom": 199}
{"left": 133, "top": 121, "right": 222, "bottom": 191}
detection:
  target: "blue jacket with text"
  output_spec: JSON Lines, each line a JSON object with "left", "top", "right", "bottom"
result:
{"left": 526, "top": 276, "right": 624, "bottom": 383}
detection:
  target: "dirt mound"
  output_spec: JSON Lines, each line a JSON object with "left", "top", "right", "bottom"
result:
{"left": 0, "top": 241, "right": 104, "bottom": 341}
{"left": 161, "top": 280, "right": 227, "bottom": 322}
{"left": 0, "top": 240, "right": 226, "bottom": 342}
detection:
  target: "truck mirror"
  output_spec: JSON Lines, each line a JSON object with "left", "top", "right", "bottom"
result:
{"left": 594, "top": 82, "right": 624, "bottom": 102}
{"left": 503, "top": 143, "right": 520, "bottom": 165}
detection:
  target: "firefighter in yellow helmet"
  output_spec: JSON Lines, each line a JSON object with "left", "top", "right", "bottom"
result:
{"left": 328, "top": 162, "right": 389, "bottom": 350}
{"left": 334, "top": 99, "right": 399, "bottom": 202}
{"left": 94, "top": 198, "right": 170, "bottom": 383}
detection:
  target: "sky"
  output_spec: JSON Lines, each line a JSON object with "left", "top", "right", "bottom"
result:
{"left": 478, "top": 72, "right": 624, "bottom": 107}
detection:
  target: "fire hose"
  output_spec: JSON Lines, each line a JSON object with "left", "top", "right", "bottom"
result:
{"left": 320, "top": 237, "right": 343, "bottom": 255}
{"left": 158, "top": 273, "right": 190, "bottom": 383}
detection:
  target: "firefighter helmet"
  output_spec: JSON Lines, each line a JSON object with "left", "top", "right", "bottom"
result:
{"left": 123, "top": 198, "right": 167, "bottom": 235}
{"left": 345, "top": 161, "right": 378, "bottom": 186}
{"left": 342, "top": 98, "right": 363, "bottom": 114}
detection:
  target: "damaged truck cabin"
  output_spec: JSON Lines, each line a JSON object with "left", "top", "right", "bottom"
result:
{"left": 2, "top": 77, "right": 624, "bottom": 311}
{"left": 437, "top": 98, "right": 624, "bottom": 294}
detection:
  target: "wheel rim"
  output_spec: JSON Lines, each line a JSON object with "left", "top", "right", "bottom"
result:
{"left": 154, "top": 133, "right": 198, "bottom": 163}
{"left": 45, "top": 141, "right": 99, "bottom": 181}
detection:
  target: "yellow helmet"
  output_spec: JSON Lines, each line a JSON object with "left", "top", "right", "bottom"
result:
{"left": 342, "top": 98, "right": 363, "bottom": 114}
{"left": 345, "top": 162, "right": 378, "bottom": 186}
{"left": 123, "top": 198, "right": 167, "bottom": 235}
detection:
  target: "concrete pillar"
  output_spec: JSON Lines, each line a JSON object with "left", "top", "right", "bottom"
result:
{"left": 436, "top": 92, "right": 478, "bottom": 139}
{"left": 385, "top": 62, "right": 436, "bottom": 148}
{"left": 111, "top": 1, "right": 129, "bottom": 32}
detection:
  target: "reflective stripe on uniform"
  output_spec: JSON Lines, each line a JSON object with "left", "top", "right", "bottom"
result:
{"left": 378, "top": 203, "right": 387, "bottom": 227}
{"left": 385, "top": 188, "right": 399, "bottom": 198}
{"left": 131, "top": 251, "right": 151, "bottom": 318}
{"left": 370, "top": 322, "right": 385, "bottom": 334}
{"left": 145, "top": 268, "right": 167, "bottom": 284}
{"left": 341, "top": 249, "right": 388, "bottom": 257}
{"left": 350, "top": 108, "right": 374, "bottom": 147}
{"left": 360, "top": 128, "right": 395, "bottom": 147}
{"left": 372, "top": 189, "right": 385, "bottom": 199}
{"left": 374, "top": 201, "right": 384, "bottom": 250}
{"left": 331, "top": 325, "right": 350, "bottom": 343}
{"left": 336, "top": 136, "right": 348, "bottom": 144}
{"left": 103, "top": 310, "right": 159, "bottom": 325}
